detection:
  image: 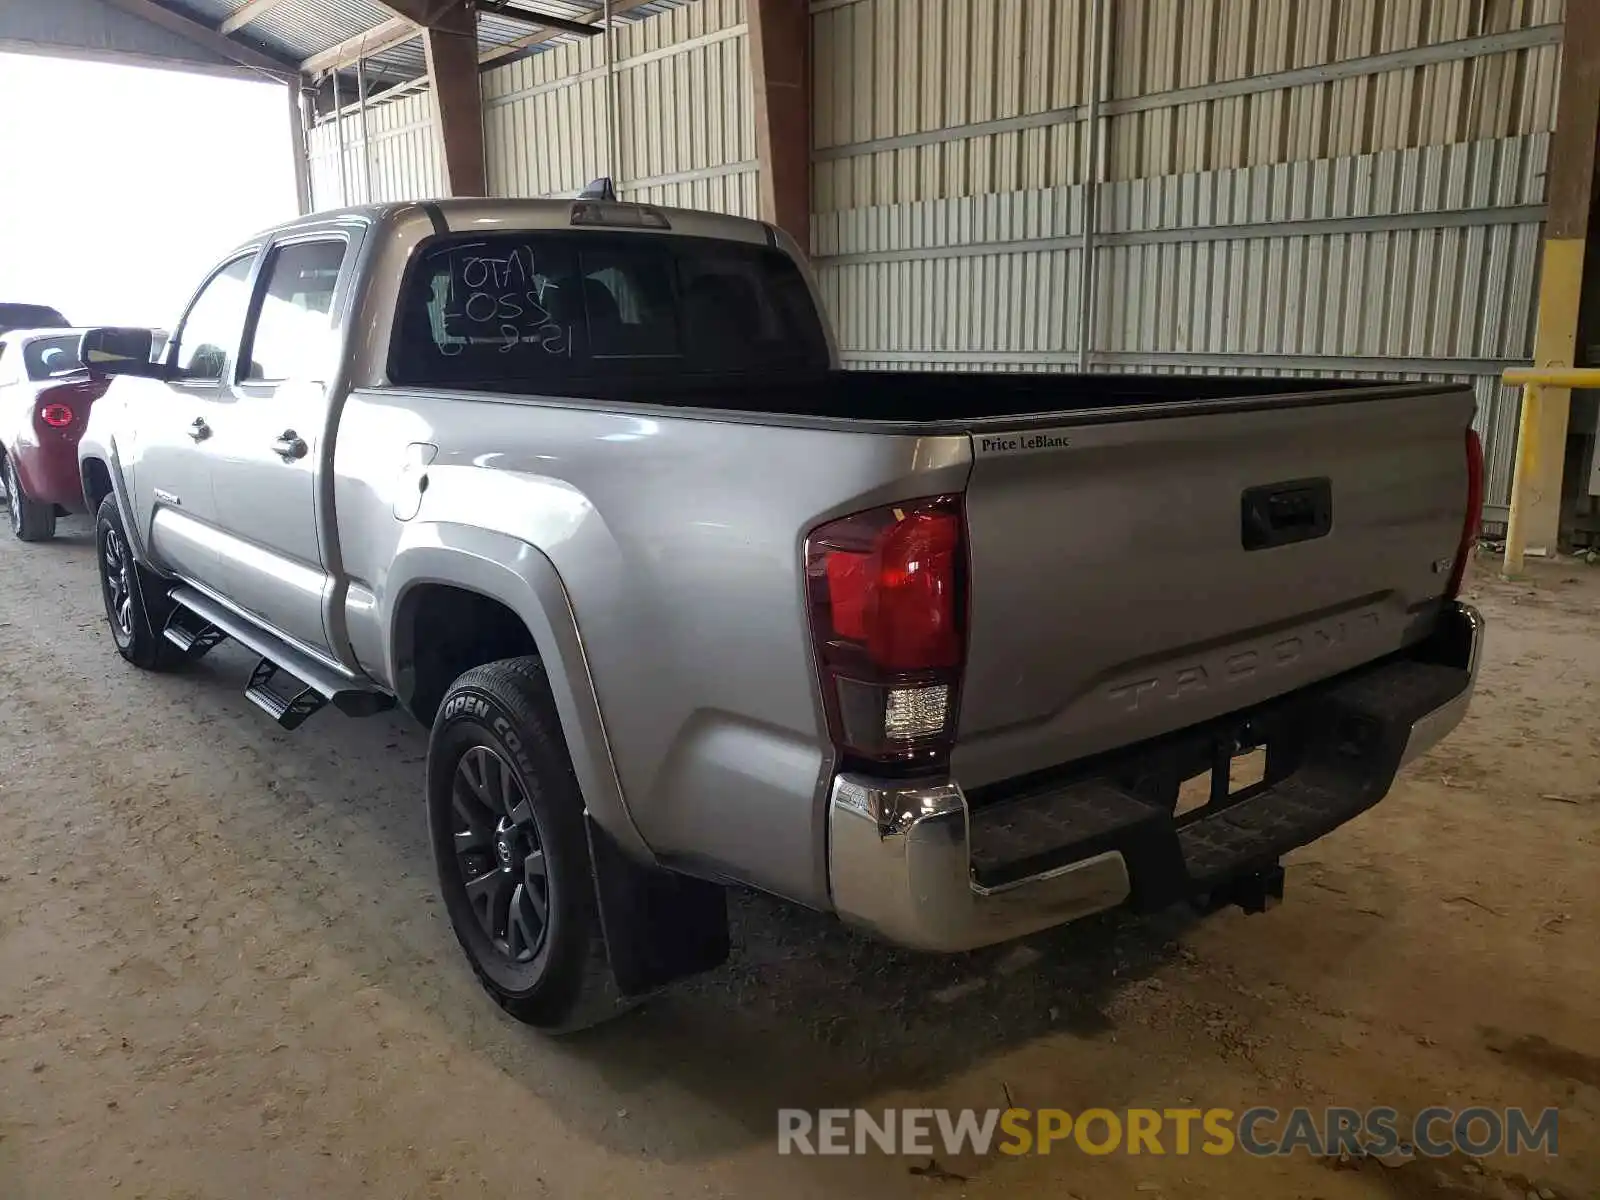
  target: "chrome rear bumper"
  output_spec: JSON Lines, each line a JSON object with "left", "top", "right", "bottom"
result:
{"left": 1398, "top": 602, "right": 1484, "bottom": 766}
{"left": 828, "top": 776, "right": 1131, "bottom": 952}
{"left": 827, "top": 602, "right": 1483, "bottom": 954}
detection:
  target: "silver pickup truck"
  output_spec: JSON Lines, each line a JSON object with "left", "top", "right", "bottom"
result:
{"left": 77, "top": 198, "right": 1484, "bottom": 1030}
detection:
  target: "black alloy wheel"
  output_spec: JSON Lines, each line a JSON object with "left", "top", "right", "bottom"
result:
{"left": 94, "top": 495, "right": 176, "bottom": 669}
{"left": 101, "top": 520, "right": 136, "bottom": 644}
{"left": 427, "top": 657, "right": 622, "bottom": 1030}
{"left": 451, "top": 744, "right": 552, "bottom": 964}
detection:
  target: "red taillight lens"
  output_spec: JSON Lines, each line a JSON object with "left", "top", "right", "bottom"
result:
{"left": 806, "top": 497, "right": 967, "bottom": 768}
{"left": 34, "top": 381, "right": 103, "bottom": 433}
{"left": 1447, "top": 426, "right": 1484, "bottom": 599}
{"left": 870, "top": 511, "right": 962, "bottom": 669}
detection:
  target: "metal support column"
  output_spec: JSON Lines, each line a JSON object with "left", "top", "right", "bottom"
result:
{"left": 331, "top": 68, "right": 348, "bottom": 207}
{"left": 356, "top": 47, "right": 372, "bottom": 203}
{"left": 604, "top": 0, "right": 620, "bottom": 194}
{"left": 287, "top": 79, "right": 312, "bottom": 215}
{"left": 1076, "top": 0, "right": 1107, "bottom": 372}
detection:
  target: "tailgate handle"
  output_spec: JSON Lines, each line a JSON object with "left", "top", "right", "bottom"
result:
{"left": 1241, "top": 478, "right": 1332, "bottom": 550}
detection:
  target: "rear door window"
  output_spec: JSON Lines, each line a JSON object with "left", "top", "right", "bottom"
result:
{"left": 241, "top": 238, "right": 346, "bottom": 383}
{"left": 391, "top": 231, "right": 829, "bottom": 390}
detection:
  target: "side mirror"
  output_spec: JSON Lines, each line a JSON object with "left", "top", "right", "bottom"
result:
{"left": 81, "top": 327, "right": 167, "bottom": 379}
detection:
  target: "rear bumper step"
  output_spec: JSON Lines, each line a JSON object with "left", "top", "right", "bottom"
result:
{"left": 828, "top": 602, "right": 1483, "bottom": 951}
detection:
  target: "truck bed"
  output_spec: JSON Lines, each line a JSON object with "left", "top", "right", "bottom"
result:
{"left": 461, "top": 367, "right": 1395, "bottom": 427}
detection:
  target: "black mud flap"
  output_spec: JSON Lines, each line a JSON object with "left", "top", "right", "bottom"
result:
{"left": 586, "top": 817, "right": 730, "bottom": 997}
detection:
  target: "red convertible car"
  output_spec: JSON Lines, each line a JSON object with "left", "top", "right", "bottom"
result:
{"left": 0, "top": 329, "right": 106, "bottom": 542}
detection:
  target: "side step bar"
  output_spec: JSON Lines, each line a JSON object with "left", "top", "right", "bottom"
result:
{"left": 246, "top": 657, "right": 327, "bottom": 731}
{"left": 162, "top": 605, "right": 228, "bottom": 660}
{"left": 167, "top": 585, "right": 395, "bottom": 729}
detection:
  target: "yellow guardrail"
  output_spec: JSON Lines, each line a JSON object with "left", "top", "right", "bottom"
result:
{"left": 1501, "top": 366, "right": 1600, "bottom": 574}
{"left": 1501, "top": 367, "right": 1600, "bottom": 389}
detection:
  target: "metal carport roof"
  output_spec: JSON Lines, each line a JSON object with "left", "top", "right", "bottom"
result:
{"left": 0, "top": 0, "right": 692, "bottom": 100}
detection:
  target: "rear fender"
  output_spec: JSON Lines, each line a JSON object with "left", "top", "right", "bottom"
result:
{"left": 383, "top": 522, "right": 652, "bottom": 864}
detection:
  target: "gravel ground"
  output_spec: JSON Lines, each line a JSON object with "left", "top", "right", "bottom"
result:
{"left": 0, "top": 523, "right": 1596, "bottom": 1199}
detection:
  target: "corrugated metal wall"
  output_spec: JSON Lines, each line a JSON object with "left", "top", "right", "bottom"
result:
{"left": 483, "top": 0, "right": 756, "bottom": 213}
{"left": 810, "top": 0, "right": 1567, "bottom": 515}
{"left": 306, "top": 0, "right": 755, "bottom": 217}
{"left": 307, "top": 87, "right": 445, "bottom": 206}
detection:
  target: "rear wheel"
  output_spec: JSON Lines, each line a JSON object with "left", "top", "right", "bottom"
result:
{"left": 4, "top": 453, "right": 56, "bottom": 542}
{"left": 95, "top": 495, "right": 177, "bottom": 670}
{"left": 427, "top": 657, "right": 626, "bottom": 1031}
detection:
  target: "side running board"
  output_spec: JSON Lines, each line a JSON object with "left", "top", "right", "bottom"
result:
{"left": 166, "top": 585, "right": 395, "bottom": 730}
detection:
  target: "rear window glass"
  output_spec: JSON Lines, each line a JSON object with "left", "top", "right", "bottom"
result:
{"left": 24, "top": 333, "right": 83, "bottom": 379}
{"left": 389, "top": 231, "right": 829, "bottom": 390}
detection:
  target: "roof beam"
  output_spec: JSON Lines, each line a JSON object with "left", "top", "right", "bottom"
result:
{"left": 475, "top": 1, "right": 604, "bottom": 37}
{"left": 219, "top": 0, "right": 290, "bottom": 35}
{"left": 477, "top": 0, "right": 657, "bottom": 70}
{"left": 300, "top": 1, "right": 478, "bottom": 77}
{"left": 372, "top": 0, "right": 476, "bottom": 35}
{"left": 96, "top": 0, "right": 298, "bottom": 77}
{"left": 300, "top": 15, "right": 419, "bottom": 75}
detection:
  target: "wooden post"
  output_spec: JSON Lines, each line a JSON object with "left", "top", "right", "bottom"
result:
{"left": 747, "top": 0, "right": 810, "bottom": 248}
{"left": 423, "top": 12, "right": 485, "bottom": 197}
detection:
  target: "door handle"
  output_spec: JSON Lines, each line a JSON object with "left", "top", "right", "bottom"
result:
{"left": 187, "top": 417, "right": 211, "bottom": 442}
{"left": 271, "top": 430, "right": 308, "bottom": 461}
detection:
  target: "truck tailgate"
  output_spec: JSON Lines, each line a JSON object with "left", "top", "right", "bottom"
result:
{"left": 951, "top": 384, "right": 1475, "bottom": 789}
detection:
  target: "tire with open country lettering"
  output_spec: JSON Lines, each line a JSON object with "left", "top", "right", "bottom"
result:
{"left": 426, "top": 656, "right": 626, "bottom": 1031}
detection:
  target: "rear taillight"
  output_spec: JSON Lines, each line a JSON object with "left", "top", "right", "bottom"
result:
{"left": 805, "top": 496, "right": 967, "bottom": 769}
{"left": 34, "top": 381, "right": 104, "bottom": 434}
{"left": 1447, "top": 426, "right": 1485, "bottom": 598}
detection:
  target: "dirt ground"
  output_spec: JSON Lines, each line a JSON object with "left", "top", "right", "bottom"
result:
{"left": 0, "top": 523, "right": 1595, "bottom": 1200}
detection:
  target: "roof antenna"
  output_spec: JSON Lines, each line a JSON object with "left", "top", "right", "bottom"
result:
{"left": 577, "top": 177, "right": 617, "bottom": 201}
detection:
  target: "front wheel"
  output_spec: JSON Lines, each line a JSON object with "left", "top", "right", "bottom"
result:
{"left": 96, "top": 495, "right": 177, "bottom": 670}
{"left": 5, "top": 453, "right": 56, "bottom": 542}
{"left": 427, "top": 657, "right": 625, "bottom": 1031}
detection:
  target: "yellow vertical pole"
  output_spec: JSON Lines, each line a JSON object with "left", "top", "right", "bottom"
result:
{"left": 1503, "top": 381, "right": 1542, "bottom": 575}
{"left": 1503, "top": 237, "right": 1588, "bottom": 571}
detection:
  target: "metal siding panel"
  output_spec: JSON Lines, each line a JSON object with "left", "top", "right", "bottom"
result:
{"left": 808, "top": 0, "right": 1553, "bottom": 497}
{"left": 473, "top": 0, "right": 750, "bottom": 207}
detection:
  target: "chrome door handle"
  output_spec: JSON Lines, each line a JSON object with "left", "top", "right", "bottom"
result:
{"left": 187, "top": 417, "right": 211, "bottom": 442}
{"left": 271, "top": 430, "right": 308, "bottom": 461}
